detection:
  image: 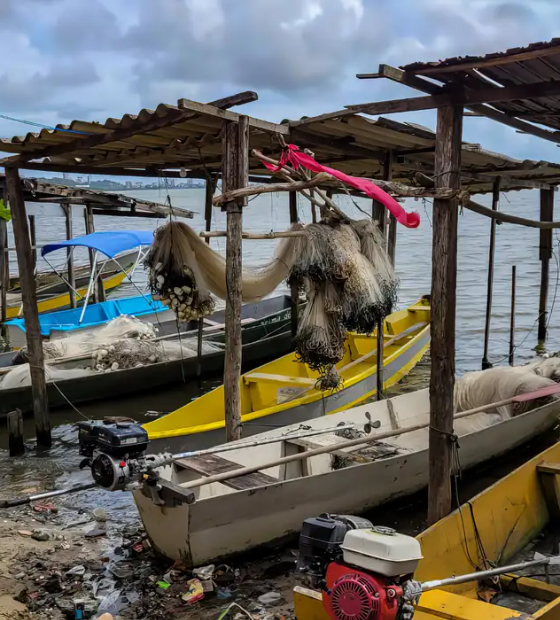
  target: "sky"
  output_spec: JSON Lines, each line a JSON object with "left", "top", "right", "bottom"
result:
{"left": 1, "top": 0, "right": 560, "bottom": 169}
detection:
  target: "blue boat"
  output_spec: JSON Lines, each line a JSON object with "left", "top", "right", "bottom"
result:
{"left": 5, "top": 230, "right": 171, "bottom": 347}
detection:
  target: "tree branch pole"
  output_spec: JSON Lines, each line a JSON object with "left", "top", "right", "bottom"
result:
{"left": 222, "top": 117, "right": 249, "bottom": 442}
{"left": 538, "top": 188, "right": 554, "bottom": 344}
{"left": 0, "top": 207, "right": 7, "bottom": 340}
{"left": 428, "top": 105, "right": 463, "bottom": 526}
{"left": 509, "top": 265, "right": 517, "bottom": 366}
{"left": 482, "top": 177, "right": 500, "bottom": 369}
{"left": 28, "top": 215, "right": 37, "bottom": 270}
{"left": 5, "top": 167, "right": 51, "bottom": 448}
{"left": 385, "top": 152, "right": 397, "bottom": 266}
{"left": 64, "top": 205, "right": 77, "bottom": 309}
{"left": 289, "top": 191, "right": 299, "bottom": 339}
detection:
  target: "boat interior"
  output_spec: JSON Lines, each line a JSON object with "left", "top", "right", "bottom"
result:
{"left": 144, "top": 299, "right": 431, "bottom": 441}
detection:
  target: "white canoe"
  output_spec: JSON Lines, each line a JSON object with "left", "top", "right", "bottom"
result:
{"left": 133, "top": 388, "right": 560, "bottom": 565}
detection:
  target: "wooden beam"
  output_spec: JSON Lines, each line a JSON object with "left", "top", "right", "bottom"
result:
{"left": 460, "top": 171, "right": 555, "bottom": 191}
{"left": 222, "top": 117, "right": 249, "bottom": 442}
{"left": 482, "top": 177, "right": 500, "bottom": 369}
{"left": 289, "top": 127, "right": 385, "bottom": 160}
{"left": 5, "top": 167, "right": 51, "bottom": 447}
{"left": 428, "top": 104, "right": 463, "bottom": 526}
{"left": 64, "top": 205, "right": 76, "bottom": 309}
{"left": 289, "top": 191, "right": 299, "bottom": 339}
{"left": 538, "top": 188, "right": 554, "bottom": 342}
{"left": 0, "top": 213, "right": 7, "bottom": 337}
{"left": 376, "top": 64, "right": 560, "bottom": 145}
{"left": 410, "top": 44, "right": 560, "bottom": 76}
{"left": 0, "top": 92, "right": 260, "bottom": 167}
{"left": 348, "top": 79, "right": 560, "bottom": 117}
{"left": 178, "top": 98, "right": 288, "bottom": 135}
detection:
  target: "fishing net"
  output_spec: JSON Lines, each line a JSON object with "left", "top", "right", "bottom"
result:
{"left": 145, "top": 221, "right": 303, "bottom": 322}
{"left": 0, "top": 364, "right": 95, "bottom": 390}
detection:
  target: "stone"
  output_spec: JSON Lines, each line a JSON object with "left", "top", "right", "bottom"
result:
{"left": 93, "top": 508, "right": 107, "bottom": 523}
{"left": 84, "top": 524, "right": 107, "bottom": 538}
{"left": 31, "top": 529, "right": 50, "bottom": 542}
{"left": 258, "top": 592, "right": 283, "bottom": 606}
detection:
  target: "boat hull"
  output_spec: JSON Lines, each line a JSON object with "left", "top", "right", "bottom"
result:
{"left": 134, "top": 395, "right": 560, "bottom": 565}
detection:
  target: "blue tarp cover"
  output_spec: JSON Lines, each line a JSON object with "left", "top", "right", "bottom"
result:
{"left": 41, "top": 230, "right": 154, "bottom": 259}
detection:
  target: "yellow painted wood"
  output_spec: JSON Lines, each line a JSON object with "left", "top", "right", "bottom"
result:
{"left": 293, "top": 586, "right": 329, "bottom": 620}
{"left": 533, "top": 596, "right": 560, "bottom": 619}
{"left": 144, "top": 298, "right": 431, "bottom": 440}
{"left": 416, "top": 590, "right": 527, "bottom": 619}
{"left": 500, "top": 575, "right": 560, "bottom": 603}
{"left": 5, "top": 269, "right": 128, "bottom": 318}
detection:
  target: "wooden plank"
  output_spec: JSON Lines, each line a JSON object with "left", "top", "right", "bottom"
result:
{"left": 428, "top": 104, "right": 463, "bottom": 526}
{"left": 411, "top": 45, "right": 560, "bottom": 76}
{"left": 244, "top": 373, "right": 316, "bottom": 386}
{"left": 5, "top": 167, "right": 51, "bottom": 448}
{"left": 537, "top": 462, "right": 560, "bottom": 475}
{"left": 500, "top": 574, "right": 560, "bottom": 603}
{"left": 222, "top": 118, "right": 247, "bottom": 442}
{"left": 0, "top": 91, "right": 260, "bottom": 167}
{"left": 482, "top": 177, "right": 500, "bottom": 370}
{"left": 376, "top": 64, "right": 560, "bottom": 146}
{"left": 539, "top": 188, "right": 554, "bottom": 342}
{"left": 174, "top": 453, "right": 277, "bottom": 490}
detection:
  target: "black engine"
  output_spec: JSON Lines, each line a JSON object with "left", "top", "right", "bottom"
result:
{"left": 297, "top": 513, "right": 373, "bottom": 586}
{"left": 78, "top": 421, "right": 149, "bottom": 491}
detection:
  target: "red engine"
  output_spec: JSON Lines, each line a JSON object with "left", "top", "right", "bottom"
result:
{"left": 323, "top": 563, "right": 403, "bottom": 620}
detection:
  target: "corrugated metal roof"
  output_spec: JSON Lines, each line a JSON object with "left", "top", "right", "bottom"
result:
{"left": 400, "top": 39, "right": 560, "bottom": 132}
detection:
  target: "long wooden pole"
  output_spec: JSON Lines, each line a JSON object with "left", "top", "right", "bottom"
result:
{"left": 289, "top": 191, "right": 299, "bottom": 339}
{"left": 5, "top": 167, "right": 51, "bottom": 448}
{"left": 482, "top": 177, "right": 500, "bottom": 369}
{"left": 182, "top": 388, "right": 551, "bottom": 490}
{"left": 538, "top": 188, "right": 554, "bottom": 343}
{"left": 509, "top": 265, "right": 516, "bottom": 366}
{"left": 222, "top": 116, "right": 248, "bottom": 442}
{"left": 428, "top": 104, "right": 463, "bottom": 526}
{"left": 385, "top": 152, "right": 397, "bottom": 266}
{"left": 64, "top": 205, "right": 77, "bottom": 309}
{"left": 204, "top": 175, "right": 214, "bottom": 242}
{"left": 84, "top": 204, "right": 98, "bottom": 304}
{"left": 28, "top": 215, "right": 37, "bottom": 270}
{"left": 0, "top": 213, "right": 7, "bottom": 339}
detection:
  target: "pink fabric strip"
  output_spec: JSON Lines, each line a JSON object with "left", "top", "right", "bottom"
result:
{"left": 260, "top": 144, "right": 420, "bottom": 229}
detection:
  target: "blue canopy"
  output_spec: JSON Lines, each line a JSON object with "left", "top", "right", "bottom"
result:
{"left": 41, "top": 230, "right": 154, "bottom": 259}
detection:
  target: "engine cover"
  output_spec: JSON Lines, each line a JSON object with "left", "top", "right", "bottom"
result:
{"left": 323, "top": 563, "right": 402, "bottom": 620}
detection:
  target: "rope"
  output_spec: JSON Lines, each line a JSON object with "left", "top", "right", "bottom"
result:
{"left": 0, "top": 113, "right": 91, "bottom": 135}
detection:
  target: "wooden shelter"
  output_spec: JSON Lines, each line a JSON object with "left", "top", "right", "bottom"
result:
{"left": 1, "top": 45, "right": 560, "bottom": 532}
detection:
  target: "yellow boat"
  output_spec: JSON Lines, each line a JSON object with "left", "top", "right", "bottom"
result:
{"left": 295, "top": 439, "right": 560, "bottom": 620}
{"left": 145, "top": 297, "right": 431, "bottom": 453}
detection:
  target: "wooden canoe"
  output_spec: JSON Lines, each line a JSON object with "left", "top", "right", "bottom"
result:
{"left": 144, "top": 298, "right": 431, "bottom": 455}
{"left": 0, "top": 296, "right": 295, "bottom": 415}
{"left": 3, "top": 249, "right": 137, "bottom": 320}
{"left": 134, "top": 383, "right": 560, "bottom": 566}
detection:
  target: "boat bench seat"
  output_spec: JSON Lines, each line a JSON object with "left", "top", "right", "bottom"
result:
{"left": 537, "top": 462, "right": 560, "bottom": 518}
{"left": 244, "top": 372, "right": 316, "bottom": 386}
{"left": 174, "top": 453, "right": 277, "bottom": 491}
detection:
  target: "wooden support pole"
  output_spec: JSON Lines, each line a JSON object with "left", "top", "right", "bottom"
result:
{"left": 64, "top": 205, "right": 77, "bottom": 309}
{"left": 538, "top": 188, "right": 554, "bottom": 343}
{"left": 289, "top": 191, "right": 299, "bottom": 339}
{"left": 84, "top": 204, "right": 97, "bottom": 304}
{"left": 28, "top": 215, "right": 36, "bottom": 270}
{"left": 7, "top": 409, "right": 24, "bottom": 457}
{"left": 5, "top": 167, "right": 51, "bottom": 448}
{"left": 510, "top": 265, "right": 517, "bottom": 366}
{"left": 482, "top": 177, "right": 501, "bottom": 369}
{"left": 428, "top": 105, "right": 463, "bottom": 526}
{"left": 372, "top": 200, "right": 387, "bottom": 237}
{"left": 385, "top": 152, "right": 397, "bottom": 266}
{"left": 222, "top": 116, "right": 249, "bottom": 442}
{"left": 0, "top": 213, "right": 7, "bottom": 339}
{"left": 376, "top": 317, "right": 384, "bottom": 401}
{"left": 204, "top": 176, "right": 214, "bottom": 244}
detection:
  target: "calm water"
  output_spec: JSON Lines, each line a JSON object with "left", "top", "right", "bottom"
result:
{"left": 0, "top": 187, "right": 558, "bottom": 500}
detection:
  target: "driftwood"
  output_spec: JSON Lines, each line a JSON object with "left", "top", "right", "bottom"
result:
{"left": 212, "top": 173, "right": 333, "bottom": 206}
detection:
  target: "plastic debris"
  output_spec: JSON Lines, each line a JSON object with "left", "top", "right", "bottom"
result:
{"left": 216, "top": 587, "right": 232, "bottom": 599}
{"left": 181, "top": 578, "right": 204, "bottom": 604}
{"left": 192, "top": 564, "right": 215, "bottom": 592}
{"left": 156, "top": 581, "right": 170, "bottom": 591}
{"left": 257, "top": 592, "right": 283, "bottom": 606}
{"left": 66, "top": 565, "right": 86, "bottom": 577}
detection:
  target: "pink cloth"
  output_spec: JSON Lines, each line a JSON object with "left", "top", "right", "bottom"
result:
{"left": 260, "top": 144, "right": 420, "bottom": 229}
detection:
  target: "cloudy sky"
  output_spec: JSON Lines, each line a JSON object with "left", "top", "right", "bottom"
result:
{"left": 1, "top": 0, "right": 560, "bottom": 164}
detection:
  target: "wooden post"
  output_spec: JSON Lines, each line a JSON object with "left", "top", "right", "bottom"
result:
{"left": 428, "top": 105, "right": 463, "bottom": 526}
{"left": 28, "top": 215, "right": 37, "bottom": 270}
{"left": 204, "top": 175, "right": 214, "bottom": 243}
{"left": 482, "top": 177, "right": 501, "bottom": 369}
{"left": 84, "top": 204, "right": 105, "bottom": 303}
{"left": 222, "top": 116, "right": 249, "bottom": 442}
{"left": 5, "top": 167, "right": 51, "bottom": 448}
{"left": 64, "top": 205, "right": 77, "bottom": 309}
{"left": 385, "top": 152, "right": 397, "bottom": 265}
{"left": 509, "top": 265, "right": 516, "bottom": 366}
{"left": 289, "top": 191, "right": 299, "bottom": 339}
{"left": 0, "top": 214, "right": 7, "bottom": 339}
{"left": 538, "top": 188, "right": 554, "bottom": 343}
{"left": 7, "top": 409, "right": 24, "bottom": 457}
{"left": 372, "top": 201, "right": 387, "bottom": 238}
{"left": 376, "top": 317, "right": 384, "bottom": 400}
